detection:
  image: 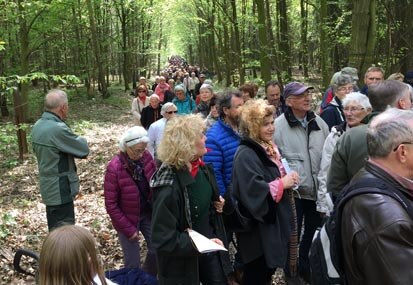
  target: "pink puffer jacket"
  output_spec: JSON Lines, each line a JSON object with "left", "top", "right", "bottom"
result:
{"left": 104, "top": 151, "right": 156, "bottom": 238}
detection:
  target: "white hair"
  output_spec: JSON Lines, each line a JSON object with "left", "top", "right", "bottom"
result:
{"left": 161, "top": 102, "right": 177, "bottom": 116}
{"left": 342, "top": 92, "right": 372, "bottom": 110}
{"left": 118, "top": 126, "right": 149, "bottom": 151}
{"left": 149, "top": 94, "right": 160, "bottom": 101}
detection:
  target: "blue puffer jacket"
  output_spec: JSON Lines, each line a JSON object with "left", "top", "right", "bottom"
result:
{"left": 204, "top": 118, "right": 240, "bottom": 195}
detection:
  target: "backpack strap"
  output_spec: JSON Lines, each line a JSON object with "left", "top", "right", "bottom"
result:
{"left": 336, "top": 177, "right": 413, "bottom": 218}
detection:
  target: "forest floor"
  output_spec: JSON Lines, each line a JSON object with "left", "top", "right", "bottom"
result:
{"left": 0, "top": 78, "right": 322, "bottom": 284}
{"left": 0, "top": 85, "right": 135, "bottom": 284}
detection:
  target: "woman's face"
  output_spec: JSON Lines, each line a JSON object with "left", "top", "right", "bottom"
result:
{"left": 343, "top": 101, "right": 370, "bottom": 127}
{"left": 335, "top": 83, "right": 353, "bottom": 100}
{"left": 126, "top": 142, "right": 147, "bottom": 161}
{"left": 210, "top": 105, "right": 218, "bottom": 118}
{"left": 242, "top": 91, "right": 251, "bottom": 103}
{"left": 200, "top": 89, "right": 212, "bottom": 102}
{"left": 176, "top": 90, "right": 185, "bottom": 100}
{"left": 259, "top": 116, "right": 275, "bottom": 143}
{"left": 194, "top": 133, "right": 207, "bottom": 158}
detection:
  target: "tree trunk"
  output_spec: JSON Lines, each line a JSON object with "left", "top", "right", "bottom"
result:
{"left": 86, "top": 0, "right": 108, "bottom": 98}
{"left": 300, "top": 0, "right": 309, "bottom": 78}
{"left": 278, "top": 0, "right": 291, "bottom": 80}
{"left": 255, "top": 0, "right": 271, "bottom": 83}
{"left": 319, "top": 0, "right": 330, "bottom": 89}
{"left": 348, "top": 0, "right": 377, "bottom": 83}
{"left": 230, "top": 0, "right": 245, "bottom": 84}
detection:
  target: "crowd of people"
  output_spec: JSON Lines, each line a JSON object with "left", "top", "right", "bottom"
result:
{"left": 30, "top": 60, "right": 413, "bottom": 285}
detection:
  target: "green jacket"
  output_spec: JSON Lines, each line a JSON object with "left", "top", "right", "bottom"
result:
{"left": 327, "top": 112, "right": 379, "bottom": 195}
{"left": 31, "top": 111, "right": 89, "bottom": 206}
{"left": 150, "top": 164, "right": 232, "bottom": 285}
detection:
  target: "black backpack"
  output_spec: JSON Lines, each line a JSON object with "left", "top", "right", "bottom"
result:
{"left": 309, "top": 177, "right": 413, "bottom": 285}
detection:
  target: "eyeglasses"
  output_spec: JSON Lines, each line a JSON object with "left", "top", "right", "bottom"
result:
{"left": 129, "top": 147, "right": 146, "bottom": 155}
{"left": 343, "top": 107, "right": 364, "bottom": 113}
{"left": 137, "top": 90, "right": 146, "bottom": 93}
{"left": 337, "top": 87, "right": 353, "bottom": 92}
{"left": 166, "top": 110, "right": 178, "bottom": 114}
{"left": 393, "top": 142, "right": 413, "bottom": 152}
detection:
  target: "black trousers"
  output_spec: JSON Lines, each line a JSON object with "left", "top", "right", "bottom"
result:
{"left": 243, "top": 255, "right": 275, "bottom": 285}
{"left": 199, "top": 252, "right": 227, "bottom": 285}
{"left": 46, "top": 201, "right": 75, "bottom": 231}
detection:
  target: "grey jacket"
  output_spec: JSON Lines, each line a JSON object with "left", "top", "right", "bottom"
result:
{"left": 273, "top": 108, "right": 329, "bottom": 200}
{"left": 31, "top": 111, "right": 89, "bottom": 206}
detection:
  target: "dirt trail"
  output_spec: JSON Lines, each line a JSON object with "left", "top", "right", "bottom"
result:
{"left": 0, "top": 92, "right": 140, "bottom": 284}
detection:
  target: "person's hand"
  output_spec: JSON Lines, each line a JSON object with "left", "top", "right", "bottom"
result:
{"left": 129, "top": 232, "right": 139, "bottom": 241}
{"left": 214, "top": 196, "right": 225, "bottom": 213}
{"left": 281, "top": 171, "right": 300, "bottom": 189}
{"left": 210, "top": 238, "right": 223, "bottom": 247}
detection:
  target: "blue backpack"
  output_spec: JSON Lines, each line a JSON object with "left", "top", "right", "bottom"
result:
{"left": 309, "top": 177, "right": 413, "bottom": 285}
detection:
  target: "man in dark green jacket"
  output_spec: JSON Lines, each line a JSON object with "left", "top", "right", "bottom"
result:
{"left": 327, "top": 80, "right": 412, "bottom": 195}
{"left": 31, "top": 89, "right": 89, "bottom": 230}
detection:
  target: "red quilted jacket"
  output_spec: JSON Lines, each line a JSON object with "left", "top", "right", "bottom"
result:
{"left": 104, "top": 151, "right": 156, "bottom": 238}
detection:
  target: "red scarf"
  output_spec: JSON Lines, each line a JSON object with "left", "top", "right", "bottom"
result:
{"left": 190, "top": 158, "right": 205, "bottom": 178}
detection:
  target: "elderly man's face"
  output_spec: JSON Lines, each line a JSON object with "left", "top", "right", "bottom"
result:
{"left": 364, "top": 71, "right": 384, "bottom": 86}
{"left": 150, "top": 98, "right": 160, "bottom": 108}
{"left": 266, "top": 85, "right": 281, "bottom": 106}
{"left": 286, "top": 91, "right": 312, "bottom": 113}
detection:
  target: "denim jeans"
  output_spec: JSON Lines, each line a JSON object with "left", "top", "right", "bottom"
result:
{"left": 118, "top": 208, "right": 157, "bottom": 276}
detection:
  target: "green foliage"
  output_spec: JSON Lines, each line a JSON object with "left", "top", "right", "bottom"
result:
{"left": 0, "top": 212, "right": 17, "bottom": 239}
{"left": 0, "top": 123, "right": 30, "bottom": 168}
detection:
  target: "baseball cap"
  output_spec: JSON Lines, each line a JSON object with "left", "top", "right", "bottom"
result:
{"left": 283, "top": 82, "right": 314, "bottom": 99}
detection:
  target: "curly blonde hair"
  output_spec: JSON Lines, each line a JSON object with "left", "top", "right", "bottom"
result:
{"left": 239, "top": 99, "right": 275, "bottom": 141}
{"left": 157, "top": 114, "right": 206, "bottom": 169}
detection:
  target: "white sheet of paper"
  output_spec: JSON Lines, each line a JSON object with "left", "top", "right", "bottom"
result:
{"left": 188, "top": 229, "right": 228, "bottom": 253}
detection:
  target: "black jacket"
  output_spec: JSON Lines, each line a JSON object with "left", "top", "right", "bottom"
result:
{"left": 150, "top": 164, "right": 232, "bottom": 285}
{"left": 341, "top": 160, "right": 413, "bottom": 285}
{"left": 140, "top": 105, "right": 162, "bottom": 130}
{"left": 232, "top": 138, "right": 293, "bottom": 268}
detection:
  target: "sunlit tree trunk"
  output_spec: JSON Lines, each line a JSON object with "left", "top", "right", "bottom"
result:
{"left": 348, "top": 0, "right": 377, "bottom": 82}
{"left": 86, "top": 0, "right": 108, "bottom": 98}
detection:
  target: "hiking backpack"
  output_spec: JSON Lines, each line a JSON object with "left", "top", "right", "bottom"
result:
{"left": 309, "top": 177, "right": 413, "bottom": 285}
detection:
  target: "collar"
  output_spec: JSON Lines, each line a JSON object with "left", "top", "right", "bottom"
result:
{"left": 44, "top": 111, "right": 63, "bottom": 121}
{"left": 284, "top": 107, "right": 320, "bottom": 132}
{"left": 240, "top": 137, "right": 277, "bottom": 167}
{"left": 366, "top": 159, "right": 413, "bottom": 194}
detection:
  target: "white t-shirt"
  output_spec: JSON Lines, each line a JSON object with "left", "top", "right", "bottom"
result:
{"left": 93, "top": 274, "right": 118, "bottom": 285}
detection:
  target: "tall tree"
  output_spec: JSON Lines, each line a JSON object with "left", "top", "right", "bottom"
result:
{"left": 86, "top": 0, "right": 108, "bottom": 98}
{"left": 254, "top": 0, "right": 271, "bottom": 82}
{"left": 348, "top": 0, "right": 377, "bottom": 80}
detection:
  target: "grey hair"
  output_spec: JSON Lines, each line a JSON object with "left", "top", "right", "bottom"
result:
{"left": 118, "top": 126, "right": 149, "bottom": 151}
{"left": 217, "top": 90, "right": 242, "bottom": 118}
{"left": 174, "top": 84, "right": 185, "bottom": 93}
{"left": 332, "top": 74, "right": 353, "bottom": 93}
{"left": 161, "top": 102, "right": 177, "bottom": 116}
{"left": 44, "top": 89, "right": 68, "bottom": 111}
{"left": 342, "top": 92, "right": 372, "bottom": 110}
{"left": 200, "top": 84, "right": 213, "bottom": 93}
{"left": 368, "top": 80, "right": 409, "bottom": 112}
{"left": 367, "top": 108, "right": 413, "bottom": 158}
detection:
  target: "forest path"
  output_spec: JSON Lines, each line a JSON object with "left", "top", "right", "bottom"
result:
{"left": 0, "top": 88, "right": 136, "bottom": 284}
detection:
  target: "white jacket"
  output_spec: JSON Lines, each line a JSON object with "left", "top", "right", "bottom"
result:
{"left": 131, "top": 97, "right": 149, "bottom": 126}
{"left": 316, "top": 125, "right": 346, "bottom": 215}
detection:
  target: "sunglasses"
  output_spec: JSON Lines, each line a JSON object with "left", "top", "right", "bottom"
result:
{"left": 166, "top": 110, "right": 178, "bottom": 114}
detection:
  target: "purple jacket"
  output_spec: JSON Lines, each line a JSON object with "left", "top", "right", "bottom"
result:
{"left": 104, "top": 151, "right": 156, "bottom": 238}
